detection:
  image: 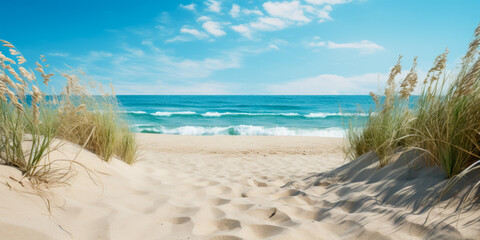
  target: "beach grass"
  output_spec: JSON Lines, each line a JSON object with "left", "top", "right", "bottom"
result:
{"left": 346, "top": 23, "right": 480, "bottom": 179}
{"left": 0, "top": 40, "right": 138, "bottom": 182}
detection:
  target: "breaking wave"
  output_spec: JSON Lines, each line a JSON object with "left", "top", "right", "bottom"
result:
{"left": 133, "top": 125, "right": 345, "bottom": 138}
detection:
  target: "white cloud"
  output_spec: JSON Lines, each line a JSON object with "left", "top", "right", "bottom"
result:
{"left": 48, "top": 52, "right": 69, "bottom": 57}
{"left": 267, "top": 73, "right": 383, "bottom": 95}
{"left": 165, "top": 36, "right": 190, "bottom": 43}
{"left": 243, "top": 9, "right": 264, "bottom": 15}
{"left": 141, "top": 40, "right": 160, "bottom": 52}
{"left": 316, "top": 5, "right": 333, "bottom": 20}
{"left": 197, "top": 16, "right": 211, "bottom": 22}
{"left": 180, "top": 27, "right": 209, "bottom": 39}
{"left": 308, "top": 41, "right": 326, "bottom": 47}
{"left": 124, "top": 47, "right": 144, "bottom": 57}
{"left": 232, "top": 24, "right": 253, "bottom": 39}
{"left": 305, "top": 0, "right": 352, "bottom": 5}
{"left": 205, "top": 0, "right": 221, "bottom": 13}
{"left": 269, "top": 44, "right": 279, "bottom": 50}
{"left": 250, "top": 17, "right": 287, "bottom": 31}
{"left": 86, "top": 51, "right": 113, "bottom": 61}
{"left": 202, "top": 21, "right": 226, "bottom": 37}
{"left": 180, "top": 3, "right": 196, "bottom": 11}
{"left": 230, "top": 4, "right": 240, "bottom": 18}
{"left": 306, "top": 38, "right": 384, "bottom": 53}
{"left": 327, "top": 40, "right": 384, "bottom": 53}
{"left": 263, "top": 1, "right": 311, "bottom": 22}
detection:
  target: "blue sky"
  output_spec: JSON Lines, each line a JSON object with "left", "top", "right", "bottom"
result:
{"left": 1, "top": 0, "right": 479, "bottom": 94}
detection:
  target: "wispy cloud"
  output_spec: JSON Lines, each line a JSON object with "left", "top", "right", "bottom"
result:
{"left": 176, "top": 0, "right": 351, "bottom": 40}
{"left": 243, "top": 9, "right": 264, "bottom": 16}
{"left": 202, "top": 21, "right": 226, "bottom": 37}
{"left": 197, "top": 16, "right": 211, "bottom": 22}
{"left": 305, "top": 0, "right": 352, "bottom": 5}
{"left": 48, "top": 52, "right": 69, "bottom": 57}
{"left": 250, "top": 17, "right": 287, "bottom": 31}
{"left": 307, "top": 38, "right": 384, "bottom": 54}
{"left": 180, "top": 3, "right": 196, "bottom": 11}
{"left": 165, "top": 36, "right": 190, "bottom": 43}
{"left": 263, "top": 1, "right": 311, "bottom": 23}
{"left": 327, "top": 40, "right": 384, "bottom": 53}
{"left": 269, "top": 44, "right": 279, "bottom": 50}
{"left": 230, "top": 4, "right": 240, "bottom": 18}
{"left": 231, "top": 24, "right": 253, "bottom": 39}
{"left": 205, "top": 0, "right": 221, "bottom": 13}
{"left": 181, "top": 27, "right": 209, "bottom": 39}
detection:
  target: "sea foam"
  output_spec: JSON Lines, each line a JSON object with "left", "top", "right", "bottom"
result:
{"left": 134, "top": 125, "right": 345, "bottom": 138}
{"left": 151, "top": 111, "right": 197, "bottom": 117}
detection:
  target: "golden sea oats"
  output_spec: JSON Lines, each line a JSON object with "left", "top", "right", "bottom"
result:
{"left": 475, "top": 22, "right": 480, "bottom": 38}
{"left": 5, "top": 65, "right": 26, "bottom": 85}
{"left": 9, "top": 49, "right": 19, "bottom": 56}
{"left": 2, "top": 74, "right": 16, "bottom": 89}
{"left": 0, "top": 81, "right": 8, "bottom": 102}
{"left": 369, "top": 92, "right": 380, "bottom": 106}
{"left": 42, "top": 73, "right": 54, "bottom": 86}
{"left": 32, "top": 85, "right": 42, "bottom": 124}
{"left": 34, "top": 62, "right": 45, "bottom": 74}
{"left": 0, "top": 52, "right": 16, "bottom": 64}
{"left": 69, "top": 104, "right": 86, "bottom": 115}
{"left": 400, "top": 57, "right": 418, "bottom": 99}
{"left": 6, "top": 89, "right": 23, "bottom": 112}
{"left": 457, "top": 57, "right": 480, "bottom": 96}
{"left": 424, "top": 49, "right": 449, "bottom": 85}
{"left": 110, "top": 83, "right": 116, "bottom": 96}
{"left": 18, "top": 67, "right": 34, "bottom": 81}
{"left": 0, "top": 40, "right": 14, "bottom": 48}
{"left": 62, "top": 73, "right": 85, "bottom": 95}
{"left": 385, "top": 55, "right": 402, "bottom": 99}
{"left": 15, "top": 83, "right": 26, "bottom": 99}
{"left": 35, "top": 61, "right": 54, "bottom": 85}
{"left": 17, "top": 56, "right": 26, "bottom": 65}
{"left": 464, "top": 37, "right": 480, "bottom": 64}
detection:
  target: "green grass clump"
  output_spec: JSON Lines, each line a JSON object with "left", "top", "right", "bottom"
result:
{"left": 346, "top": 56, "right": 416, "bottom": 166}
{"left": 346, "top": 23, "right": 480, "bottom": 178}
{"left": 0, "top": 40, "right": 138, "bottom": 182}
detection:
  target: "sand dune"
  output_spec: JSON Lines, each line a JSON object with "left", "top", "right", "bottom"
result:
{"left": 0, "top": 134, "right": 479, "bottom": 239}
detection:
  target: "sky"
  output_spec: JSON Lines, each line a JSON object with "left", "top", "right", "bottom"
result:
{"left": 0, "top": 0, "right": 479, "bottom": 95}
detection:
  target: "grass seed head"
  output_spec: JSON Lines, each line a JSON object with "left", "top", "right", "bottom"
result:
{"left": 32, "top": 85, "right": 42, "bottom": 124}
{"left": 6, "top": 89, "right": 23, "bottom": 112}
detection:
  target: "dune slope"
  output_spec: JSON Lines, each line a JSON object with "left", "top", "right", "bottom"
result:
{"left": 0, "top": 134, "right": 479, "bottom": 239}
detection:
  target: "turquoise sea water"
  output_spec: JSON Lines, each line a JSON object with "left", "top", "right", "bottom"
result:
{"left": 117, "top": 95, "right": 375, "bottom": 137}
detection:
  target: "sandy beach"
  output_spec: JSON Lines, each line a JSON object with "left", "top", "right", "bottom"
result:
{"left": 0, "top": 134, "right": 479, "bottom": 240}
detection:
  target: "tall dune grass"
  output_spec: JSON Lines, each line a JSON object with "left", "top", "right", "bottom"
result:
{"left": 346, "top": 23, "right": 480, "bottom": 179}
{"left": 0, "top": 40, "right": 138, "bottom": 182}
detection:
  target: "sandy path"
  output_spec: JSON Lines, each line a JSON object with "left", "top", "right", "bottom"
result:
{"left": 0, "top": 134, "right": 479, "bottom": 239}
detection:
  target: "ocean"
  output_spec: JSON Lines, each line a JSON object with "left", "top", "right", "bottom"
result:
{"left": 117, "top": 95, "right": 375, "bottom": 138}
